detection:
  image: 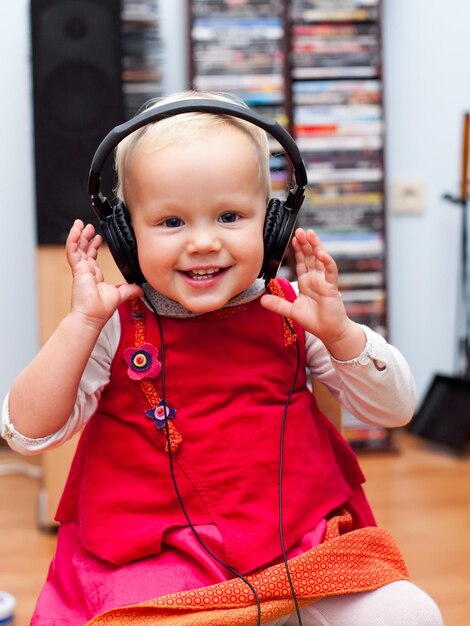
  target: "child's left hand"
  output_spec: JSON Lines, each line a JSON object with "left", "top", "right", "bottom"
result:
{"left": 260, "top": 228, "right": 365, "bottom": 360}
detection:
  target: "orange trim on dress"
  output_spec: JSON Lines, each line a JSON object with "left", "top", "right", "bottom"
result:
{"left": 267, "top": 279, "right": 297, "bottom": 348}
{"left": 131, "top": 299, "right": 182, "bottom": 454}
{"left": 86, "top": 510, "right": 409, "bottom": 625}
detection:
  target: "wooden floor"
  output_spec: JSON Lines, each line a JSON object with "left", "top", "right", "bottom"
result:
{"left": 1, "top": 429, "right": 469, "bottom": 626}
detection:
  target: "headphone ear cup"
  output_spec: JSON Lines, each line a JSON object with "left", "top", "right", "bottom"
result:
{"left": 260, "top": 198, "right": 285, "bottom": 281}
{"left": 101, "top": 202, "right": 145, "bottom": 284}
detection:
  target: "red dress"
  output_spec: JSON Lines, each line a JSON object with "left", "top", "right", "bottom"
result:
{"left": 32, "top": 279, "right": 406, "bottom": 626}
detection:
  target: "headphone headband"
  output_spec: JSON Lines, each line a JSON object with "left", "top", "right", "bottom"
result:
{"left": 88, "top": 99, "right": 307, "bottom": 217}
{"left": 87, "top": 98, "right": 308, "bottom": 285}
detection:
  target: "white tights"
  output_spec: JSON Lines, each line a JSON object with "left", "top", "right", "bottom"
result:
{"left": 265, "top": 581, "right": 444, "bottom": 626}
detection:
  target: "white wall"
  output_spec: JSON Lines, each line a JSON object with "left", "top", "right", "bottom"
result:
{"left": 160, "top": 0, "right": 187, "bottom": 93}
{"left": 0, "top": 0, "right": 38, "bottom": 402}
{"left": 383, "top": 0, "right": 470, "bottom": 401}
{"left": 1, "top": 0, "right": 470, "bottom": 405}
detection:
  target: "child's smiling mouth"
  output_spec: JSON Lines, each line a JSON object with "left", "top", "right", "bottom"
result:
{"left": 183, "top": 267, "right": 228, "bottom": 281}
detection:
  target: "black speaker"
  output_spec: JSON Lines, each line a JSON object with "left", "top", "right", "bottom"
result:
{"left": 31, "top": 0, "right": 124, "bottom": 244}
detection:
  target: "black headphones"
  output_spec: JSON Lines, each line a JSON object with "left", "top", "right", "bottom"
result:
{"left": 88, "top": 99, "right": 308, "bottom": 285}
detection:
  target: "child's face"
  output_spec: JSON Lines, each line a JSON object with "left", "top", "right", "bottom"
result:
{"left": 126, "top": 127, "right": 267, "bottom": 313}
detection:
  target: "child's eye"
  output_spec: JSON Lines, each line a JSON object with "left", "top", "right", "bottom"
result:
{"left": 219, "top": 212, "right": 239, "bottom": 224}
{"left": 162, "top": 217, "right": 183, "bottom": 228}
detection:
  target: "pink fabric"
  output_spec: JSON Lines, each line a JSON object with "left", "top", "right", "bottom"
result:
{"left": 31, "top": 519, "right": 327, "bottom": 625}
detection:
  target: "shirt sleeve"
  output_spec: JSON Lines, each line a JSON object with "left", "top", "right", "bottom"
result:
{"left": 1, "top": 312, "right": 121, "bottom": 455}
{"left": 290, "top": 282, "right": 417, "bottom": 428}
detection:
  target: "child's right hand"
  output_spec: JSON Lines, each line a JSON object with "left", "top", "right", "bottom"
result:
{"left": 66, "top": 219, "right": 143, "bottom": 331}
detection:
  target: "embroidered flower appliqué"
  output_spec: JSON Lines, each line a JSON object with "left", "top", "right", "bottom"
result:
{"left": 146, "top": 400, "right": 177, "bottom": 430}
{"left": 123, "top": 342, "right": 161, "bottom": 380}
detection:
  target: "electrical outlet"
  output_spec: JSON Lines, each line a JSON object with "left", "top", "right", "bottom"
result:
{"left": 390, "top": 179, "right": 426, "bottom": 214}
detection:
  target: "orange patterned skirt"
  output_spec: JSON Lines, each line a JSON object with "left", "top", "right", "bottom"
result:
{"left": 86, "top": 511, "right": 408, "bottom": 626}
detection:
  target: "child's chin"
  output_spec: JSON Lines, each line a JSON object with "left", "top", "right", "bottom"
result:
{"left": 183, "top": 300, "right": 227, "bottom": 314}
{"left": 178, "top": 292, "right": 236, "bottom": 315}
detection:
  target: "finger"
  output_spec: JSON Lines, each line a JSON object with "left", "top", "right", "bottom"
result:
{"left": 306, "top": 229, "right": 334, "bottom": 273}
{"left": 87, "top": 233, "right": 103, "bottom": 260}
{"left": 292, "top": 229, "right": 311, "bottom": 274}
{"left": 295, "top": 231, "right": 322, "bottom": 273}
{"left": 293, "top": 227, "right": 307, "bottom": 246}
{"left": 304, "top": 228, "right": 322, "bottom": 245}
{"left": 304, "top": 229, "right": 325, "bottom": 256}
{"left": 89, "top": 233, "right": 103, "bottom": 249}
{"left": 259, "top": 293, "right": 293, "bottom": 318}
{"left": 66, "top": 220, "right": 85, "bottom": 264}
{"left": 78, "top": 223, "right": 96, "bottom": 252}
{"left": 117, "top": 283, "right": 144, "bottom": 303}
{"left": 293, "top": 249, "right": 308, "bottom": 276}
{"left": 66, "top": 219, "right": 84, "bottom": 244}
{"left": 316, "top": 248, "right": 338, "bottom": 285}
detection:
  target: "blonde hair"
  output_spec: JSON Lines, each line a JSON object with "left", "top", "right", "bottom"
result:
{"left": 114, "top": 91, "right": 271, "bottom": 205}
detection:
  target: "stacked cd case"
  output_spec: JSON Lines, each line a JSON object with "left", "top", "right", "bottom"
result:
{"left": 291, "top": 0, "right": 390, "bottom": 449}
{"left": 189, "top": 0, "right": 289, "bottom": 198}
{"left": 121, "top": 0, "right": 163, "bottom": 118}
{"left": 291, "top": 1, "right": 385, "bottom": 332}
{"left": 188, "top": 0, "right": 391, "bottom": 450}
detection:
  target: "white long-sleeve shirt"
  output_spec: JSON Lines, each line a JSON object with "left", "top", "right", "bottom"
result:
{"left": 1, "top": 285, "right": 416, "bottom": 455}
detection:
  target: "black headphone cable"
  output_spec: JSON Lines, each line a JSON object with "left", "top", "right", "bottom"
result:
{"left": 147, "top": 295, "right": 304, "bottom": 626}
{"left": 278, "top": 317, "right": 303, "bottom": 626}
{"left": 264, "top": 282, "right": 304, "bottom": 626}
{"left": 150, "top": 303, "right": 263, "bottom": 626}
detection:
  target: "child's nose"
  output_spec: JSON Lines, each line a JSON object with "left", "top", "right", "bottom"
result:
{"left": 186, "top": 225, "right": 222, "bottom": 254}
